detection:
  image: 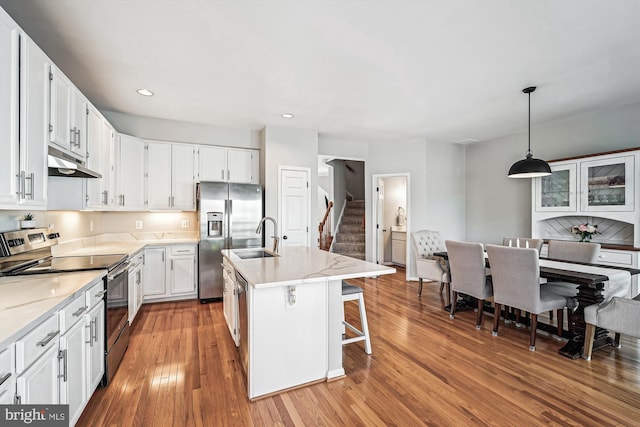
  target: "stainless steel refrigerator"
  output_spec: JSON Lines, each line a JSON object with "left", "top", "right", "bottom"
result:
{"left": 198, "top": 182, "right": 263, "bottom": 301}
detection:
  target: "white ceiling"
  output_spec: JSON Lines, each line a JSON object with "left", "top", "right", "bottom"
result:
{"left": 2, "top": 0, "right": 639, "bottom": 144}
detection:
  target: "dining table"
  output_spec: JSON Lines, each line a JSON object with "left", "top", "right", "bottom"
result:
{"left": 434, "top": 251, "right": 640, "bottom": 359}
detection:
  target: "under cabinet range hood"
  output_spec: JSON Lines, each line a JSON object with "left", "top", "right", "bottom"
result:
{"left": 48, "top": 146, "right": 101, "bottom": 178}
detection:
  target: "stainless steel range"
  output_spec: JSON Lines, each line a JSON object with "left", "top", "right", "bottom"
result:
{"left": 0, "top": 227, "right": 130, "bottom": 386}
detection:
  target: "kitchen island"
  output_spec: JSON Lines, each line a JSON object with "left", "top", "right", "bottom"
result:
{"left": 222, "top": 246, "right": 395, "bottom": 400}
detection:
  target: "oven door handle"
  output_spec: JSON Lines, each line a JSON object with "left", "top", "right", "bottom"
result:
{"left": 107, "top": 261, "right": 130, "bottom": 281}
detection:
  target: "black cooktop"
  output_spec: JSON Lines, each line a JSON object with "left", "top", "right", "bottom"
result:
{"left": 3, "top": 254, "right": 127, "bottom": 275}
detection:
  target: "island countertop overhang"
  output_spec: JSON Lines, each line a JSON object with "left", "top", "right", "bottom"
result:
{"left": 222, "top": 246, "right": 395, "bottom": 288}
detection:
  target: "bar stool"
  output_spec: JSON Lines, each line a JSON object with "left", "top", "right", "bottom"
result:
{"left": 342, "top": 282, "right": 372, "bottom": 354}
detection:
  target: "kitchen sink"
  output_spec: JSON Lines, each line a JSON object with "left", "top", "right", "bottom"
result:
{"left": 233, "top": 249, "right": 279, "bottom": 259}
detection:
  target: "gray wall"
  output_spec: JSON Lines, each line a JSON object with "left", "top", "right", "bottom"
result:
{"left": 465, "top": 101, "right": 640, "bottom": 244}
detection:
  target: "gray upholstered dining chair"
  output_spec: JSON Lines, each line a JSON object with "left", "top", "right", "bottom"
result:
{"left": 502, "top": 237, "right": 543, "bottom": 254}
{"left": 486, "top": 244, "right": 570, "bottom": 351}
{"left": 543, "top": 240, "right": 602, "bottom": 313}
{"left": 547, "top": 240, "right": 601, "bottom": 263}
{"left": 410, "top": 230, "right": 450, "bottom": 300}
{"left": 583, "top": 296, "right": 640, "bottom": 360}
{"left": 445, "top": 240, "right": 493, "bottom": 330}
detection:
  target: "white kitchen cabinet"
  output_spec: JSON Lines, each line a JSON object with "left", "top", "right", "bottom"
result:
{"left": 391, "top": 230, "right": 406, "bottom": 266}
{"left": 59, "top": 311, "right": 87, "bottom": 426}
{"left": 116, "top": 134, "right": 146, "bottom": 210}
{"left": 0, "top": 9, "right": 20, "bottom": 208}
{"left": 169, "top": 245, "right": 197, "bottom": 295}
{"left": 222, "top": 257, "right": 239, "bottom": 345}
{"left": 85, "top": 104, "right": 115, "bottom": 208}
{"left": 146, "top": 141, "right": 196, "bottom": 210}
{"left": 143, "top": 246, "right": 167, "bottom": 299}
{"left": 128, "top": 251, "right": 144, "bottom": 324}
{"left": 49, "top": 65, "right": 72, "bottom": 152}
{"left": 0, "top": 345, "right": 15, "bottom": 404}
{"left": 144, "top": 245, "right": 197, "bottom": 302}
{"left": 15, "top": 314, "right": 60, "bottom": 404}
{"left": 16, "top": 34, "right": 49, "bottom": 209}
{"left": 86, "top": 301, "right": 104, "bottom": 396}
{"left": 197, "top": 145, "right": 258, "bottom": 184}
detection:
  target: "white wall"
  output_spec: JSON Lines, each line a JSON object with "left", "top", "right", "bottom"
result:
{"left": 261, "top": 126, "right": 318, "bottom": 244}
{"left": 465, "top": 101, "right": 640, "bottom": 244}
{"left": 365, "top": 139, "right": 465, "bottom": 278}
{"left": 103, "top": 110, "right": 261, "bottom": 149}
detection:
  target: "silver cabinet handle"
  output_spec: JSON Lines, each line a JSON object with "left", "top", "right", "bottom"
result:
{"left": 221, "top": 170, "right": 225, "bottom": 180}
{"left": 168, "top": 196, "right": 172, "bottom": 207}
{"left": 70, "top": 128, "right": 75, "bottom": 144}
{"left": 0, "top": 373, "right": 11, "bottom": 387}
{"left": 171, "top": 259, "right": 174, "bottom": 270}
{"left": 58, "top": 349, "right": 67, "bottom": 382}
{"left": 24, "top": 173, "right": 34, "bottom": 199}
{"left": 19, "top": 171, "right": 26, "bottom": 198}
{"left": 85, "top": 323, "right": 92, "bottom": 345}
{"left": 92, "top": 318, "right": 98, "bottom": 343}
{"left": 94, "top": 290, "right": 107, "bottom": 298}
{"left": 75, "top": 129, "right": 81, "bottom": 147}
{"left": 176, "top": 250, "right": 190, "bottom": 253}
{"left": 171, "top": 196, "right": 175, "bottom": 207}
{"left": 72, "top": 306, "right": 87, "bottom": 317}
{"left": 102, "top": 190, "right": 108, "bottom": 205}
{"left": 161, "top": 251, "right": 165, "bottom": 262}
{"left": 36, "top": 330, "right": 60, "bottom": 347}
{"left": 227, "top": 170, "right": 230, "bottom": 181}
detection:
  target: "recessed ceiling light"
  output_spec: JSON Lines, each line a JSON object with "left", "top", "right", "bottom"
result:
{"left": 136, "top": 89, "right": 154, "bottom": 97}
{"left": 281, "top": 113, "right": 294, "bottom": 119}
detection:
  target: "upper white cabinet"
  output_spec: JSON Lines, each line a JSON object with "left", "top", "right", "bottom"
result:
{"left": 49, "top": 65, "right": 72, "bottom": 151}
{"left": 534, "top": 162, "right": 577, "bottom": 212}
{"left": 580, "top": 155, "right": 634, "bottom": 212}
{"left": 86, "top": 106, "right": 115, "bottom": 208}
{"left": 17, "top": 34, "right": 49, "bottom": 209}
{"left": 534, "top": 151, "right": 638, "bottom": 215}
{"left": 198, "top": 145, "right": 258, "bottom": 184}
{"left": 115, "top": 134, "right": 146, "bottom": 210}
{"left": 147, "top": 141, "right": 196, "bottom": 210}
{"left": 0, "top": 9, "right": 20, "bottom": 208}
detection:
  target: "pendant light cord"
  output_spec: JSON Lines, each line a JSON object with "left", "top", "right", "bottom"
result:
{"left": 527, "top": 91, "right": 531, "bottom": 156}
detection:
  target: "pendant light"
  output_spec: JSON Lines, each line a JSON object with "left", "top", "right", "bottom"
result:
{"left": 507, "top": 86, "right": 552, "bottom": 178}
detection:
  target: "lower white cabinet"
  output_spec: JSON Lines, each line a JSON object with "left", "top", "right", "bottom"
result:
{"left": 128, "top": 251, "right": 144, "bottom": 324}
{"left": 144, "top": 245, "right": 197, "bottom": 302}
{"left": 15, "top": 313, "right": 60, "bottom": 404}
{"left": 60, "top": 312, "right": 87, "bottom": 426}
{"left": 391, "top": 230, "right": 406, "bottom": 266}
{"left": 0, "top": 345, "right": 15, "bottom": 404}
{"left": 86, "top": 301, "right": 105, "bottom": 396}
{"left": 222, "top": 257, "right": 239, "bottom": 345}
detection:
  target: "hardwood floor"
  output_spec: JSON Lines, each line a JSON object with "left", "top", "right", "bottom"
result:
{"left": 78, "top": 270, "right": 640, "bottom": 426}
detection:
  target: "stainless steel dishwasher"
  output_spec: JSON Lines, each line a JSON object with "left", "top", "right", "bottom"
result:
{"left": 236, "top": 270, "right": 248, "bottom": 375}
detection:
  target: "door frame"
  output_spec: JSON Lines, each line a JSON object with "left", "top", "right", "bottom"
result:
{"left": 278, "top": 165, "right": 312, "bottom": 247}
{"left": 372, "top": 172, "right": 410, "bottom": 281}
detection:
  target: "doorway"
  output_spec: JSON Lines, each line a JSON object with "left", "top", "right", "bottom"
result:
{"left": 372, "top": 173, "right": 410, "bottom": 279}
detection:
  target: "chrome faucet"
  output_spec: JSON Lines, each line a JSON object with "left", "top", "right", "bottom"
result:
{"left": 256, "top": 217, "right": 279, "bottom": 253}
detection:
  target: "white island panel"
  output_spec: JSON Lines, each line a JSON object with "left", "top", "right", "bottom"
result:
{"left": 249, "top": 281, "right": 328, "bottom": 398}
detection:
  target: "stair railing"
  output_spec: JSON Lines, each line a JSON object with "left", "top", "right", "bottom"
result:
{"left": 318, "top": 201, "right": 334, "bottom": 251}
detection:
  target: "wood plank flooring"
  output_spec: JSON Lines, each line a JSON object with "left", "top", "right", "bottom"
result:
{"left": 78, "top": 270, "right": 640, "bottom": 426}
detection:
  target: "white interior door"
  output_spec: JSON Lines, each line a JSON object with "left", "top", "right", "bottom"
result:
{"left": 376, "top": 178, "right": 385, "bottom": 264}
{"left": 280, "top": 168, "right": 310, "bottom": 247}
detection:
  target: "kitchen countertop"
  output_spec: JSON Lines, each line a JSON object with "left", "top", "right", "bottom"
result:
{"left": 52, "top": 233, "right": 200, "bottom": 257}
{"left": 223, "top": 246, "right": 395, "bottom": 288}
{"left": 0, "top": 270, "right": 106, "bottom": 348}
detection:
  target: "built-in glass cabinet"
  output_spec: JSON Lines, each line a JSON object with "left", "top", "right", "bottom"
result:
{"left": 535, "top": 162, "right": 577, "bottom": 212}
{"left": 535, "top": 154, "right": 635, "bottom": 213}
{"left": 581, "top": 155, "right": 634, "bottom": 212}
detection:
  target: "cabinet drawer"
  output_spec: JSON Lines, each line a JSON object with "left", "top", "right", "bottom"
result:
{"left": 170, "top": 245, "right": 195, "bottom": 255}
{"left": 597, "top": 250, "right": 633, "bottom": 266}
{"left": 130, "top": 251, "right": 143, "bottom": 267}
{"left": 59, "top": 293, "right": 88, "bottom": 333}
{"left": 15, "top": 314, "right": 59, "bottom": 374}
{"left": 86, "top": 278, "right": 106, "bottom": 309}
{"left": 392, "top": 232, "right": 406, "bottom": 242}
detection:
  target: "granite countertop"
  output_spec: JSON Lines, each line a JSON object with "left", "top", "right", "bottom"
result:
{"left": 0, "top": 270, "right": 106, "bottom": 349}
{"left": 223, "top": 246, "right": 395, "bottom": 289}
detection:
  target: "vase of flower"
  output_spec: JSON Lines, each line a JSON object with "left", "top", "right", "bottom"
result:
{"left": 570, "top": 223, "right": 598, "bottom": 242}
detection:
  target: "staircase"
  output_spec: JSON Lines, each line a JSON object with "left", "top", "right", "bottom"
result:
{"left": 332, "top": 200, "right": 365, "bottom": 260}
